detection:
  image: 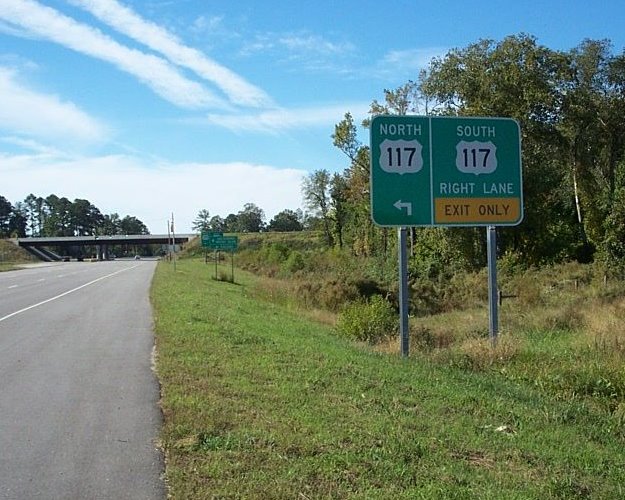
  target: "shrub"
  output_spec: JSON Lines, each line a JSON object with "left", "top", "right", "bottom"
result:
{"left": 261, "top": 242, "right": 291, "bottom": 264}
{"left": 282, "top": 250, "right": 306, "bottom": 274}
{"left": 336, "top": 295, "right": 397, "bottom": 344}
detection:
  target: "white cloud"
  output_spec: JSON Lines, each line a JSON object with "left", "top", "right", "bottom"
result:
{"left": 0, "top": 18, "right": 32, "bottom": 38}
{"left": 239, "top": 31, "right": 358, "bottom": 75}
{"left": 191, "top": 15, "right": 224, "bottom": 35}
{"left": 0, "top": 67, "right": 107, "bottom": 143}
{"left": 204, "top": 102, "right": 371, "bottom": 134}
{"left": 0, "top": 151, "right": 306, "bottom": 233}
{"left": 242, "top": 31, "right": 355, "bottom": 59}
{"left": 0, "top": 0, "right": 223, "bottom": 109}
{"left": 373, "top": 47, "right": 448, "bottom": 78}
{"left": 0, "top": 135, "right": 67, "bottom": 156}
{"left": 69, "top": 0, "right": 272, "bottom": 108}
{"left": 278, "top": 34, "right": 355, "bottom": 56}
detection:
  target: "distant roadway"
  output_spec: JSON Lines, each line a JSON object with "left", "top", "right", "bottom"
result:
{"left": 0, "top": 260, "right": 165, "bottom": 499}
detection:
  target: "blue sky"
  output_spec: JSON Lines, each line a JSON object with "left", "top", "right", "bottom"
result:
{"left": 1, "top": 0, "right": 624, "bottom": 233}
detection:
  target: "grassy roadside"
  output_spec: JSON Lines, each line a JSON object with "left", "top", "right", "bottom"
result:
{"left": 0, "top": 239, "right": 34, "bottom": 271}
{"left": 151, "top": 258, "right": 625, "bottom": 499}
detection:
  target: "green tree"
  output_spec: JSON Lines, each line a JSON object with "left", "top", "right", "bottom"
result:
{"left": 192, "top": 209, "right": 211, "bottom": 233}
{"left": 558, "top": 40, "right": 625, "bottom": 256}
{"left": 70, "top": 198, "right": 103, "bottom": 236}
{"left": 209, "top": 215, "right": 225, "bottom": 232}
{"left": 333, "top": 112, "right": 369, "bottom": 173}
{"left": 24, "top": 193, "right": 45, "bottom": 236}
{"left": 365, "top": 80, "right": 427, "bottom": 123}
{"left": 329, "top": 173, "right": 348, "bottom": 248}
{"left": 0, "top": 195, "right": 13, "bottom": 237}
{"left": 268, "top": 209, "right": 303, "bottom": 232}
{"left": 100, "top": 213, "right": 121, "bottom": 235}
{"left": 9, "top": 202, "right": 28, "bottom": 237}
{"left": 332, "top": 113, "right": 375, "bottom": 255}
{"left": 602, "top": 183, "right": 625, "bottom": 272}
{"left": 119, "top": 216, "right": 149, "bottom": 235}
{"left": 223, "top": 214, "right": 238, "bottom": 232}
{"left": 43, "top": 195, "right": 73, "bottom": 236}
{"left": 236, "top": 203, "right": 265, "bottom": 232}
{"left": 302, "top": 170, "right": 333, "bottom": 246}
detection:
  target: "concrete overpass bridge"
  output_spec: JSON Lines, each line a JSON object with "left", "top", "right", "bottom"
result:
{"left": 15, "top": 234, "right": 197, "bottom": 261}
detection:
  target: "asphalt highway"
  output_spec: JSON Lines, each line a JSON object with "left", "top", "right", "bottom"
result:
{"left": 0, "top": 260, "right": 165, "bottom": 499}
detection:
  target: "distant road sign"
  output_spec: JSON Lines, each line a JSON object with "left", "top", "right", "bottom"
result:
{"left": 212, "top": 236, "right": 238, "bottom": 251}
{"left": 201, "top": 231, "right": 222, "bottom": 248}
{"left": 201, "top": 231, "right": 238, "bottom": 251}
{"left": 201, "top": 231, "right": 224, "bottom": 248}
{"left": 370, "top": 115, "right": 523, "bottom": 226}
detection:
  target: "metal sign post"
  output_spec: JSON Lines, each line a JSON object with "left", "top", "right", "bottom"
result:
{"left": 231, "top": 250, "right": 235, "bottom": 283}
{"left": 487, "top": 226, "right": 499, "bottom": 346}
{"left": 398, "top": 227, "right": 409, "bottom": 357}
{"left": 167, "top": 220, "right": 171, "bottom": 262}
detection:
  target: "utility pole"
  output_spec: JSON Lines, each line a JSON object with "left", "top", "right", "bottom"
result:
{"left": 171, "top": 212, "right": 176, "bottom": 272}
{"left": 167, "top": 219, "right": 172, "bottom": 262}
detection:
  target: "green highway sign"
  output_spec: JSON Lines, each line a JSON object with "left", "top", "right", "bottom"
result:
{"left": 212, "top": 236, "right": 238, "bottom": 251}
{"left": 371, "top": 115, "right": 431, "bottom": 226}
{"left": 201, "top": 231, "right": 238, "bottom": 251}
{"left": 201, "top": 231, "right": 223, "bottom": 248}
{"left": 370, "top": 115, "right": 523, "bottom": 226}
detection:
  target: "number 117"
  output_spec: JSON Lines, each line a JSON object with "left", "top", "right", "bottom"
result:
{"left": 462, "top": 148, "right": 491, "bottom": 168}
{"left": 386, "top": 147, "right": 416, "bottom": 167}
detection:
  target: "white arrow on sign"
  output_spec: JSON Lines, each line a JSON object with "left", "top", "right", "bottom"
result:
{"left": 393, "top": 200, "right": 413, "bottom": 216}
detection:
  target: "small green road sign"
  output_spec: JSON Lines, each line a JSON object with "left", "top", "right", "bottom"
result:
{"left": 370, "top": 115, "right": 523, "bottom": 227}
{"left": 201, "top": 231, "right": 238, "bottom": 251}
{"left": 201, "top": 231, "right": 223, "bottom": 248}
{"left": 212, "top": 236, "right": 238, "bottom": 251}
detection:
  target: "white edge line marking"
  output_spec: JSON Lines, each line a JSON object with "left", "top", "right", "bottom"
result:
{"left": 0, "top": 264, "right": 142, "bottom": 323}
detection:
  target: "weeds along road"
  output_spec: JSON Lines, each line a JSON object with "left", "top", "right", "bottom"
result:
{"left": 0, "top": 260, "right": 164, "bottom": 500}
